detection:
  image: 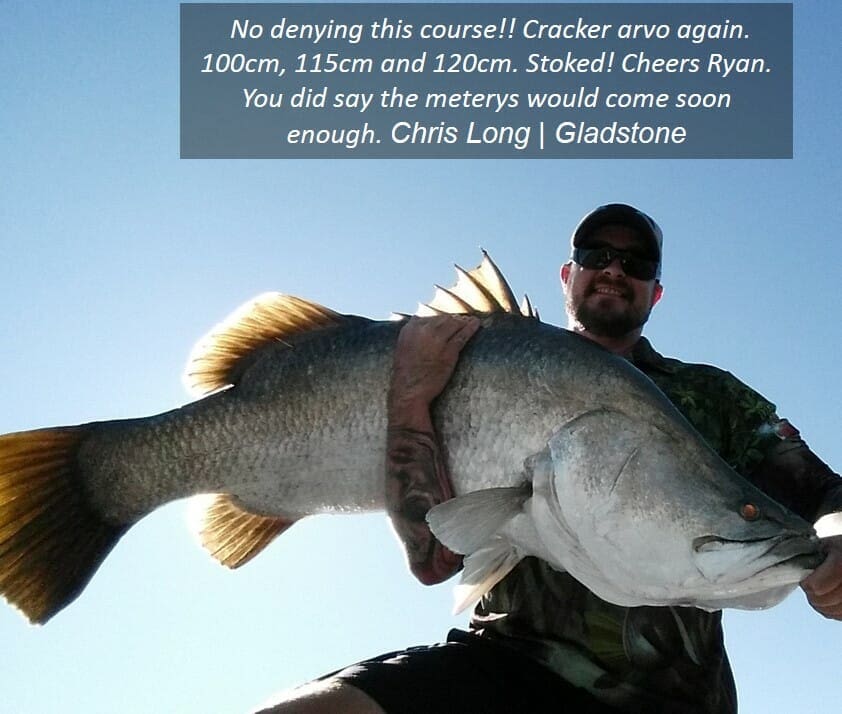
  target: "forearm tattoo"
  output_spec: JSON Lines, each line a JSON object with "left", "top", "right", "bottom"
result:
{"left": 385, "top": 426, "right": 460, "bottom": 583}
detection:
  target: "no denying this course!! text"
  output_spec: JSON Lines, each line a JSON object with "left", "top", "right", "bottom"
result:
{"left": 180, "top": 3, "right": 793, "bottom": 159}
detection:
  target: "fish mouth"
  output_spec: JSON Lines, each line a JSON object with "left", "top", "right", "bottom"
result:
{"left": 756, "top": 534, "right": 825, "bottom": 573}
{"left": 757, "top": 549, "right": 825, "bottom": 573}
{"left": 693, "top": 532, "right": 819, "bottom": 556}
{"left": 693, "top": 532, "right": 824, "bottom": 577}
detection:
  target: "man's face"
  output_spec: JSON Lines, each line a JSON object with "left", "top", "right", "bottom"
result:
{"left": 561, "top": 224, "right": 663, "bottom": 338}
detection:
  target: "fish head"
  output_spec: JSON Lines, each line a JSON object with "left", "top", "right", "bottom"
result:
{"left": 541, "top": 407, "right": 823, "bottom": 610}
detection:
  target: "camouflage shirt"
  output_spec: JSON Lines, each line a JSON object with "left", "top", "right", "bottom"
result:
{"left": 470, "top": 337, "right": 841, "bottom": 714}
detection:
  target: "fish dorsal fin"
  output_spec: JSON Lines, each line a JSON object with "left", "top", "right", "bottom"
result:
{"left": 416, "top": 251, "right": 539, "bottom": 318}
{"left": 190, "top": 494, "right": 298, "bottom": 569}
{"left": 520, "top": 294, "right": 539, "bottom": 321}
{"left": 184, "top": 293, "right": 344, "bottom": 397}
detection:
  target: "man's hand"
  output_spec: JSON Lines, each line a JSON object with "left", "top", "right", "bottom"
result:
{"left": 802, "top": 535, "right": 842, "bottom": 619}
{"left": 389, "top": 315, "right": 482, "bottom": 413}
{"left": 386, "top": 315, "right": 481, "bottom": 585}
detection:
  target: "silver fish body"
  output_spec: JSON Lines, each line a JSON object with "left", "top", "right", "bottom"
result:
{"left": 81, "top": 317, "right": 400, "bottom": 523}
{"left": 80, "top": 315, "right": 609, "bottom": 520}
{"left": 0, "top": 266, "right": 823, "bottom": 624}
{"left": 77, "top": 314, "right": 819, "bottom": 609}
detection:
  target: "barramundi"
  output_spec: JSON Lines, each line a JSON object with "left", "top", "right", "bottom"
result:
{"left": 0, "top": 254, "right": 825, "bottom": 624}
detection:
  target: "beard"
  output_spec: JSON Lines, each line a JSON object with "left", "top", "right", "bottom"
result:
{"left": 566, "top": 282, "right": 652, "bottom": 338}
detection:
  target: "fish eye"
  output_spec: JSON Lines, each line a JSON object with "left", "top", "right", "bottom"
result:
{"left": 740, "top": 503, "right": 761, "bottom": 521}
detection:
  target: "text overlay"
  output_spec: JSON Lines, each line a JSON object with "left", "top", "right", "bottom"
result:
{"left": 180, "top": 3, "right": 793, "bottom": 158}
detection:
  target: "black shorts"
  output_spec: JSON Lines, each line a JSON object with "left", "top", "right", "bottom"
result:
{"left": 329, "top": 629, "right": 622, "bottom": 713}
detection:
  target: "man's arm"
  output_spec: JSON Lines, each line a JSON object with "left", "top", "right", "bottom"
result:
{"left": 749, "top": 429, "right": 842, "bottom": 523}
{"left": 385, "top": 315, "right": 480, "bottom": 585}
{"left": 749, "top": 430, "right": 842, "bottom": 619}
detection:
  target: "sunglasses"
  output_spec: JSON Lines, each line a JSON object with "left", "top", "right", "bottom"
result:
{"left": 572, "top": 247, "right": 659, "bottom": 281}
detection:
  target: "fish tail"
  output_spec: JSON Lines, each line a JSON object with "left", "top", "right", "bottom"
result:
{"left": 0, "top": 426, "right": 128, "bottom": 624}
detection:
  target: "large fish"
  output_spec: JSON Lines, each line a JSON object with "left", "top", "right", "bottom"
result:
{"left": 0, "top": 254, "right": 824, "bottom": 624}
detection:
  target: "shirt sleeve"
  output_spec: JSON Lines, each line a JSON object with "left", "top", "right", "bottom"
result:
{"left": 746, "top": 425, "right": 842, "bottom": 523}
{"left": 715, "top": 372, "right": 842, "bottom": 523}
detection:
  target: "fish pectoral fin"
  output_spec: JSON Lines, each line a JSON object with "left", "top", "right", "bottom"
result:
{"left": 183, "top": 293, "right": 352, "bottom": 397}
{"left": 426, "top": 487, "right": 529, "bottom": 614}
{"left": 426, "top": 486, "right": 530, "bottom": 555}
{"left": 190, "top": 494, "right": 298, "bottom": 569}
{"left": 452, "top": 539, "right": 523, "bottom": 614}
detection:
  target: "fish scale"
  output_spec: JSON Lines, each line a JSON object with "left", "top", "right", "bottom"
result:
{"left": 0, "top": 255, "right": 825, "bottom": 624}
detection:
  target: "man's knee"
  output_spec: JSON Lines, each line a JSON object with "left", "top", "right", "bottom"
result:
{"left": 254, "top": 677, "right": 386, "bottom": 714}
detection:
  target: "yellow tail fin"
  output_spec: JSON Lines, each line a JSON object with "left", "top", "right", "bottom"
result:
{"left": 0, "top": 426, "right": 127, "bottom": 624}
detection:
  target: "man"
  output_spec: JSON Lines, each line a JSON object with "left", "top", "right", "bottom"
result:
{"left": 262, "top": 204, "right": 842, "bottom": 713}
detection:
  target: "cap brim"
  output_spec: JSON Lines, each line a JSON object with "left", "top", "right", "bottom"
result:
{"left": 573, "top": 205, "right": 661, "bottom": 262}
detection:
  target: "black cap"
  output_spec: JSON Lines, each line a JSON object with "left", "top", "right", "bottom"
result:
{"left": 571, "top": 203, "right": 663, "bottom": 278}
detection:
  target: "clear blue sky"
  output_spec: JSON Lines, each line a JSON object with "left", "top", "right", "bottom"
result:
{"left": 1, "top": 1, "right": 840, "bottom": 712}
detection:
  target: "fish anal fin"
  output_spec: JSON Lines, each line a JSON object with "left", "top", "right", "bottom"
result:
{"left": 184, "top": 293, "right": 347, "bottom": 398}
{"left": 417, "top": 251, "right": 539, "bottom": 319}
{"left": 0, "top": 426, "right": 129, "bottom": 624}
{"left": 193, "top": 494, "right": 297, "bottom": 569}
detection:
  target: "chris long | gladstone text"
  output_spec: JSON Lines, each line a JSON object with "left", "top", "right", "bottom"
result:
{"left": 283, "top": 120, "right": 688, "bottom": 151}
